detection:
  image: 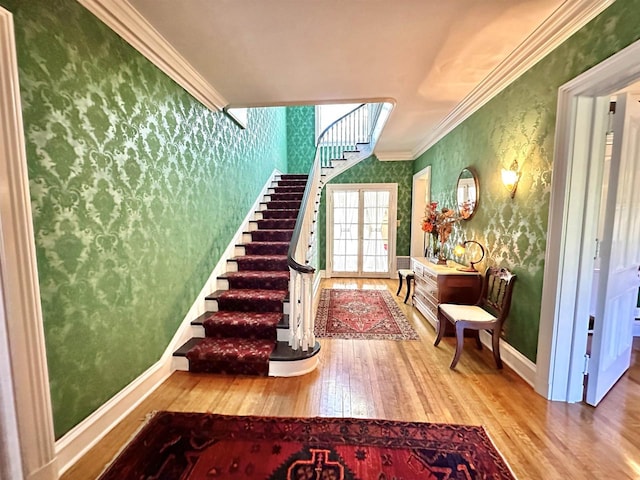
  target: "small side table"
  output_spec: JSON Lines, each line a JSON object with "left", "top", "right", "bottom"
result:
{"left": 396, "top": 269, "right": 414, "bottom": 304}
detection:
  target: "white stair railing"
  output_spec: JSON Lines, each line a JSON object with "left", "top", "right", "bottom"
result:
{"left": 287, "top": 101, "right": 393, "bottom": 351}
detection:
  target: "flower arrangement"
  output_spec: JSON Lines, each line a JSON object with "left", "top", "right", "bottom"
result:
{"left": 422, "top": 201, "right": 463, "bottom": 261}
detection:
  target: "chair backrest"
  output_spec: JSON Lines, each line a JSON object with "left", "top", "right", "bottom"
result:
{"left": 477, "top": 267, "right": 517, "bottom": 326}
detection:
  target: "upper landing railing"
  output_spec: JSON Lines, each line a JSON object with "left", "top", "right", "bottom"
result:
{"left": 286, "top": 101, "right": 393, "bottom": 351}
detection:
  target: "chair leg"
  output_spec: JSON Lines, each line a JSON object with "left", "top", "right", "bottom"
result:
{"left": 396, "top": 272, "right": 403, "bottom": 296}
{"left": 434, "top": 312, "right": 447, "bottom": 346}
{"left": 450, "top": 323, "right": 465, "bottom": 369}
{"left": 403, "top": 275, "right": 413, "bottom": 304}
{"left": 492, "top": 329, "right": 503, "bottom": 369}
{"left": 474, "top": 330, "right": 482, "bottom": 349}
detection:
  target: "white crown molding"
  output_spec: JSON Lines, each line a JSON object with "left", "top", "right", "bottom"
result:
{"left": 412, "top": 0, "right": 615, "bottom": 159}
{"left": 375, "top": 150, "right": 415, "bottom": 161}
{"left": 0, "top": 9, "right": 57, "bottom": 480}
{"left": 77, "top": 0, "right": 228, "bottom": 112}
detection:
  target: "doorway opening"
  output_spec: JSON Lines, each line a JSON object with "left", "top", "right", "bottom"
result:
{"left": 326, "top": 184, "right": 397, "bottom": 278}
{"left": 536, "top": 38, "right": 640, "bottom": 404}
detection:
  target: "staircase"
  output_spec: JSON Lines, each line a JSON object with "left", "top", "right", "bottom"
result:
{"left": 173, "top": 174, "right": 320, "bottom": 376}
{"left": 172, "top": 101, "right": 393, "bottom": 377}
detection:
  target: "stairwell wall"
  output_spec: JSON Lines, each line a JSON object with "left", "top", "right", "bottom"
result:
{"left": 286, "top": 106, "right": 316, "bottom": 174}
{"left": 413, "top": 0, "right": 640, "bottom": 362}
{"left": 2, "top": 0, "right": 288, "bottom": 438}
{"left": 318, "top": 155, "right": 414, "bottom": 270}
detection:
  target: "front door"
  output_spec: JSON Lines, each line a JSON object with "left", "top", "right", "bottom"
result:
{"left": 327, "top": 184, "right": 397, "bottom": 278}
{"left": 587, "top": 93, "right": 640, "bottom": 406}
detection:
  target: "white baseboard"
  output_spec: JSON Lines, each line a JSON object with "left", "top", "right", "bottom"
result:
{"left": 55, "top": 360, "right": 170, "bottom": 475}
{"left": 55, "top": 170, "right": 281, "bottom": 476}
{"left": 479, "top": 331, "right": 537, "bottom": 387}
{"left": 634, "top": 319, "right": 640, "bottom": 337}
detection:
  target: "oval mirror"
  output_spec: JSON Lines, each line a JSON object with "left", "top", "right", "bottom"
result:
{"left": 456, "top": 168, "right": 478, "bottom": 220}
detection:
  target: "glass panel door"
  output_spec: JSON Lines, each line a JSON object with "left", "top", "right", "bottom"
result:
{"left": 328, "top": 185, "right": 396, "bottom": 277}
{"left": 332, "top": 190, "right": 359, "bottom": 274}
{"left": 362, "top": 190, "right": 389, "bottom": 274}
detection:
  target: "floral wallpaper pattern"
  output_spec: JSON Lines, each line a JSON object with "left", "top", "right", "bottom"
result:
{"left": 286, "top": 106, "right": 316, "bottom": 174}
{"left": 4, "top": 0, "right": 287, "bottom": 437}
{"left": 415, "top": 0, "right": 640, "bottom": 361}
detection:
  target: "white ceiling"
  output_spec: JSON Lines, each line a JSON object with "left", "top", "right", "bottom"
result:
{"left": 117, "top": 0, "right": 610, "bottom": 159}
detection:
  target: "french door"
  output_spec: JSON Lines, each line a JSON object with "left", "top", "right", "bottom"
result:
{"left": 326, "top": 184, "right": 397, "bottom": 278}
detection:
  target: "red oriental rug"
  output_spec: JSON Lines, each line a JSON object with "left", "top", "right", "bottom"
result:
{"left": 314, "top": 288, "right": 419, "bottom": 340}
{"left": 98, "top": 412, "right": 516, "bottom": 479}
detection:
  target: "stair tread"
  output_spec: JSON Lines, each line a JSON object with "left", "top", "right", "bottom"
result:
{"left": 214, "top": 288, "right": 288, "bottom": 299}
{"left": 230, "top": 254, "right": 288, "bottom": 261}
{"left": 220, "top": 271, "right": 290, "bottom": 279}
{"left": 192, "top": 311, "right": 287, "bottom": 327}
{"left": 174, "top": 338, "right": 320, "bottom": 362}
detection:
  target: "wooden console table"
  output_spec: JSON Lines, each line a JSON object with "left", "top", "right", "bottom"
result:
{"left": 411, "top": 257, "right": 481, "bottom": 335}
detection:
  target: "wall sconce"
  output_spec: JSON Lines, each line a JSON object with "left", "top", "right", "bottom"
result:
{"left": 501, "top": 159, "right": 520, "bottom": 198}
{"left": 454, "top": 240, "right": 485, "bottom": 272}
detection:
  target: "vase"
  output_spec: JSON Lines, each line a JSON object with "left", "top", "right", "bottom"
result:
{"left": 425, "top": 234, "right": 439, "bottom": 259}
{"left": 437, "top": 240, "right": 447, "bottom": 265}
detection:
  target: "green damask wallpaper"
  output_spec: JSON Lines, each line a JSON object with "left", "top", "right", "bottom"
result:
{"left": 286, "top": 106, "right": 316, "bottom": 173}
{"left": 318, "top": 156, "right": 413, "bottom": 270}
{"left": 4, "top": 0, "right": 287, "bottom": 437}
{"left": 415, "top": 0, "right": 640, "bottom": 361}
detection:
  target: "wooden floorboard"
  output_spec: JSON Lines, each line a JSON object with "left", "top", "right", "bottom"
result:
{"left": 61, "top": 278, "right": 640, "bottom": 479}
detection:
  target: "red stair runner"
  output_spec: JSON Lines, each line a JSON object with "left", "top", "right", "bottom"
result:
{"left": 185, "top": 174, "right": 306, "bottom": 376}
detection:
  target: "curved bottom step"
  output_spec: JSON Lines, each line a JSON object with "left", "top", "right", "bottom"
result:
{"left": 172, "top": 339, "right": 321, "bottom": 378}
{"left": 269, "top": 341, "right": 321, "bottom": 377}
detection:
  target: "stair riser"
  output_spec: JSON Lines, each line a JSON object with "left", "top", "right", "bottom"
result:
{"left": 217, "top": 297, "right": 284, "bottom": 313}
{"left": 189, "top": 323, "right": 288, "bottom": 341}
{"left": 266, "top": 193, "right": 304, "bottom": 202}
{"left": 231, "top": 278, "right": 289, "bottom": 290}
{"left": 256, "top": 219, "right": 296, "bottom": 230}
{"left": 204, "top": 324, "right": 276, "bottom": 341}
{"left": 260, "top": 210, "right": 299, "bottom": 219}
{"left": 269, "top": 187, "right": 305, "bottom": 195}
{"left": 243, "top": 243, "right": 289, "bottom": 255}
{"left": 250, "top": 230, "right": 293, "bottom": 242}
{"left": 232, "top": 258, "right": 289, "bottom": 271}
{"left": 188, "top": 359, "right": 269, "bottom": 376}
{"left": 206, "top": 298, "right": 290, "bottom": 314}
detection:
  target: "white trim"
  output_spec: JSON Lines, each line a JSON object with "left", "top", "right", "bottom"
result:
{"left": 55, "top": 360, "right": 169, "bottom": 475}
{"left": 412, "top": 0, "right": 613, "bottom": 160}
{"left": 54, "top": 171, "right": 281, "bottom": 474}
{"left": 269, "top": 355, "right": 319, "bottom": 377}
{"left": 77, "top": 0, "right": 227, "bottom": 112}
{"left": 634, "top": 320, "right": 640, "bottom": 337}
{"left": 479, "top": 331, "right": 537, "bottom": 387}
{"left": 411, "top": 166, "right": 431, "bottom": 258}
{"left": 536, "top": 39, "right": 640, "bottom": 402}
{"left": 375, "top": 151, "right": 415, "bottom": 161}
{"left": 0, "top": 9, "right": 57, "bottom": 480}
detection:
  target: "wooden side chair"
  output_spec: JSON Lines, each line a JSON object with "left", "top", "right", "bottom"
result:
{"left": 434, "top": 266, "right": 516, "bottom": 369}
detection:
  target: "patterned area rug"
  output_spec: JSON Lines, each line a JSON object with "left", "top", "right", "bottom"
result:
{"left": 314, "top": 288, "right": 419, "bottom": 340}
{"left": 98, "top": 412, "right": 516, "bottom": 479}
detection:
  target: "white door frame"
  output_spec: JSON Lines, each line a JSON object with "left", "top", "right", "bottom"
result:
{"left": 0, "top": 8, "right": 57, "bottom": 479}
{"left": 535, "top": 38, "right": 640, "bottom": 402}
{"left": 326, "top": 183, "right": 397, "bottom": 278}
{"left": 411, "top": 166, "right": 431, "bottom": 257}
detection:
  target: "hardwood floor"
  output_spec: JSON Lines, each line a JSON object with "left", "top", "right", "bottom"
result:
{"left": 61, "top": 278, "right": 640, "bottom": 479}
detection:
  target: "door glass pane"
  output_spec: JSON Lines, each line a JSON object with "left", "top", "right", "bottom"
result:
{"left": 332, "top": 190, "right": 359, "bottom": 272}
{"left": 362, "top": 191, "right": 390, "bottom": 273}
